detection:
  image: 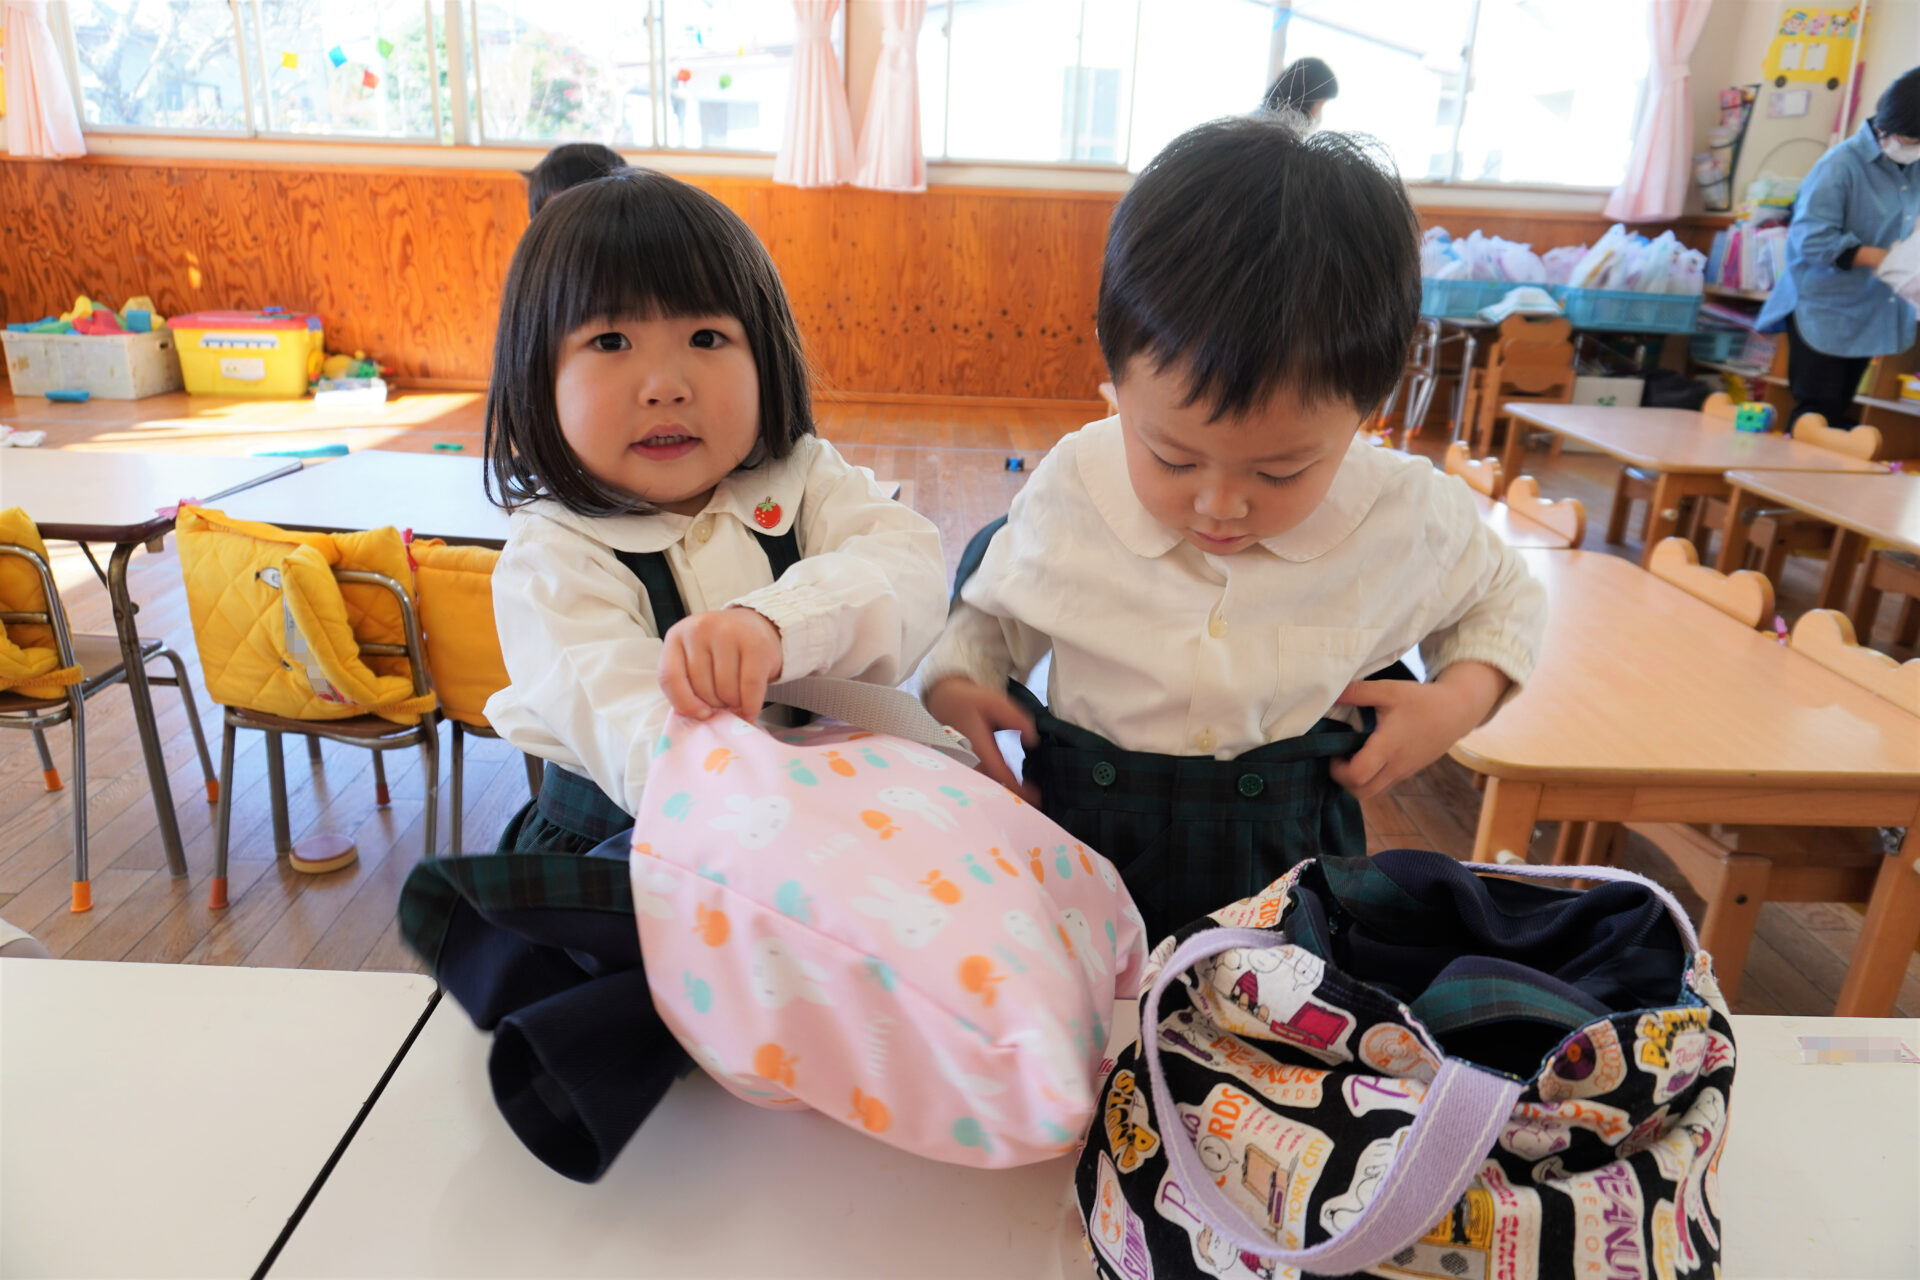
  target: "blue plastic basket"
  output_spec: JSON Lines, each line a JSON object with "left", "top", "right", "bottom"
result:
{"left": 1419, "top": 278, "right": 1512, "bottom": 319}
{"left": 1688, "top": 329, "right": 1746, "bottom": 363}
{"left": 1550, "top": 285, "right": 1701, "bottom": 334}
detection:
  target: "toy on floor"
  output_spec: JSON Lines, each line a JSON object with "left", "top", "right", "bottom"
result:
{"left": 0, "top": 426, "right": 49, "bottom": 447}
{"left": 44, "top": 390, "right": 90, "bottom": 403}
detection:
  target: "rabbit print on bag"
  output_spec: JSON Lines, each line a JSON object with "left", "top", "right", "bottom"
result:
{"left": 634, "top": 704, "right": 1148, "bottom": 1168}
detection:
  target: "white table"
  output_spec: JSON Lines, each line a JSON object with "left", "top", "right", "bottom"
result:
{"left": 1718, "top": 1015, "right": 1920, "bottom": 1278}
{"left": 268, "top": 995, "right": 1096, "bottom": 1278}
{"left": 267, "top": 1001, "right": 1920, "bottom": 1278}
{"left": 0, "top": 959, "right": 437, "bottom": 1279}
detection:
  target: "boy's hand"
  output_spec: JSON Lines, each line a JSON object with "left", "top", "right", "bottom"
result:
{"left": 924, "top": 676, "right": 1041, "bottom": 803}
{"left": 1329, "top": 662, "right": 1509, "bottom": 801}
{"left": 660, "top": 607, "right": 784, "bottom": 721}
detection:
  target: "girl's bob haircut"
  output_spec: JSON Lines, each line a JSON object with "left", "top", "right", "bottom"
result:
{"left": 484, "top": 168, "right": 814, "bottom": 516}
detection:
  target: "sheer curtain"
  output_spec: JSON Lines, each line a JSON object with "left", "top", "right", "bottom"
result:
{"left": 773, "top": 0, "right": 856, "bottom": 188}
{"left": 1603, "top": 0, "right": 1712, "bottom": 221}
{"left": 3, "top": 0, "right": 87, "bottom": 158}
{"left": 853, "top": 0, "right": 927, "bottom": 192}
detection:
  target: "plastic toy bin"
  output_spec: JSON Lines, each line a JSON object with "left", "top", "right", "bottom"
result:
{"left": 1, "top": 329, "right": 184, "bottom": 400}
{"left": 1550, "top": 286, "right": 1700, "bottom": 334}
{"left": 1419, "top": 279, "right": 1512, "bottom": 319}
{"left": 169, "top": 310, "right": 324, "bottom": 397}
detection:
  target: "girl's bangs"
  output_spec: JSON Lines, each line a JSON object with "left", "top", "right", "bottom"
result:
{"left": 544, "top": 186, "right": 749, "bottom": 338}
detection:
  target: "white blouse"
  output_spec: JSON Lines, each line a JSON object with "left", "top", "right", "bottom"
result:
{"left": 918, "top": 417, "right": 1546, "bottom": 759}
{"left": 485, "top": 435, "right": 947, "bottom": 816}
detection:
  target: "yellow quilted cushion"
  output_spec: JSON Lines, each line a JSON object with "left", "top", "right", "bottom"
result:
{"left": 0, "top": 507, "right": 82, "bottom": 698}
{"left": 175, "top": 506, "right": 436, "bottom": 725}
{"left": 412, "top": 541, "right": 506, "bottom": 728}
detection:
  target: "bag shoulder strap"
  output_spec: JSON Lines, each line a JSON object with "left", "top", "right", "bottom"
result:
{"left": 765, "top": 677, "right": 978, "bottom": 767}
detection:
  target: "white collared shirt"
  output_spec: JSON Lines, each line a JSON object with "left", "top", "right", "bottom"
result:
{"left": 919, "top": 417, "right": 1546, "bottom": 759}
{"left": 485, "top": 435, "right": 946, "bottom": 815}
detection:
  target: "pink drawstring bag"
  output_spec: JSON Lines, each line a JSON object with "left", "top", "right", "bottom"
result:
{"left": 632, "top": 678, "right": 1149, "bottom": 1168}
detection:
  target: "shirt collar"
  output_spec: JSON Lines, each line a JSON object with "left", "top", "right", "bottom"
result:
{"left": 1852, "top": 118, "right": 1898, "bottom": 171}
{"left": 515, "top": 439, "right": 811, "bottom": 554}
{"left": 1076, "top": 416, "right": 1386, "bottom": 564}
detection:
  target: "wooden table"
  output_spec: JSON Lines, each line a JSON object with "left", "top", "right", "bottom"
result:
{"left": 265, "top": 996, "right": 1097, "bottom": 1278}
{"left": 1453, "top": 550, "right": 1920, "bottom": 1016}
{"left": 1719, "top": 468, "right": 1920, "bottom": 614}
{"left": 1500, "top": 404, "right": 1886, "bottom": 566}
{"left": 1469, "top": 490, "right": 1576, "bottom": 549}
{"left": 0, "top": 450, "right": 300, "bottom": 874}
{"left": 0, "top": 959, "right": 437, "bottom": 1279}
{"left": 213, "top": 449, "right": 512, "bottom": 547}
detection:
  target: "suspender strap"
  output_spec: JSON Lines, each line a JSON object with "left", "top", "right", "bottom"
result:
{"left": 613, "top": 526, "right": 801, "bottom": 637}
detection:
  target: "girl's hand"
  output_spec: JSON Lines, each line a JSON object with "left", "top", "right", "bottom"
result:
{"left": 924, "top": 676, "right": 1041, "bottom": 803}
{"left": 1856, "top": 245, "right": 1889, "bottom": 268}
{"left": 660, "top": 607, "right": 784, "bottom": 721}
{"left": 1328, "top": 662, "right": 1509, "bottom": 801}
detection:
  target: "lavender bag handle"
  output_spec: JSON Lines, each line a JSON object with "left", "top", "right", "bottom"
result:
{"left": 1141, "top": 927, "right": 1523, "bottom": 1274}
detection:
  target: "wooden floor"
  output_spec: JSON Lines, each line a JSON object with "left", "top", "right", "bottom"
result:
{"left": 1, "top": 388, "right": 1914, "bottom": 1019}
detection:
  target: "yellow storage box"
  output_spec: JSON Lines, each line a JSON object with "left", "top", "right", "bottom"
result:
{"left": 169, "top": 309, "right": 324, "bottom": 397}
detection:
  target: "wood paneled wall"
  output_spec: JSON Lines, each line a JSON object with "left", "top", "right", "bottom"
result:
{"left": 0, "top": 157, "right": 1723, "bottom": 400}
{"left": 0, "top": 157, "right": 1114, "bottom": 401}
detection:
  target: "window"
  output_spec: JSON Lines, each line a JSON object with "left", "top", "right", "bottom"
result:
{"left": 57, "top": 0, "right": 823, "bottom": 152}
{"left": 922, "top": 0, "right": 1139, "bottom": 165}
{"left": 1282, "top": 0, "right": 1650, "bottom": 187}
{"left": 923, "top": 0, "right": 1650, "bottom": 186}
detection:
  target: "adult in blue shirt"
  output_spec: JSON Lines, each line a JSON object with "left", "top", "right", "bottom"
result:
{"left": 1758, "top": 67, "right": 1920, "bottom": 427}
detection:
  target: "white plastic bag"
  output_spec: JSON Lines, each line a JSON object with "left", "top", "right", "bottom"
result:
{"left": 1876, "top": 220, "right": 1920, "bottom": 307}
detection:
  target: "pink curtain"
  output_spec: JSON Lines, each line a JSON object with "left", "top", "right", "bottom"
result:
{"left": 774, "top": 0, "right": 855, "bottom": 188}
{"left": 3, "top": 0, "right": 87, "bottom": 159}
{"left": 853, "top": 0, "right": 927, "bottom": 192}
{"left": 1603, "top": 0, "right": 1712, "bottom": 222}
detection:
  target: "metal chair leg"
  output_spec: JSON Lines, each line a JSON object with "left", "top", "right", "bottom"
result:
{"left": 419, "top": 724, "right": 440, "bottom": 859}
{"left": 523, "top": 753, "right": 542, "bottom": 799}
{"left": 450, "top": 720, "right": 465, "bottom": 854}
{"left": 67, "top": 691, "right": 89, "bottom": 913}
{"left": 373, "top": 748, "right": 390, "bottom": 807}
{"left": 32, "top": 728, "right": 61, "bottom": 791}
{"left": 265, "top": 732, "right": 293, "bottom": 857}
{"left": 156, "top": 648, "right": 218, "bottom": 803}
{"left": 210, "top": 720, "right": 237, "bottom": 909}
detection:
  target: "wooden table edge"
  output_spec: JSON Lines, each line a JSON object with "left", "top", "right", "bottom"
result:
{"left": 1724, "top": 469, "right": 1914, "bottom": 547}
{"left": 1501, "top": 405, "right": 1889, "bottom": 476}
{"left": 1447, "top": 746, "right": 1920, "bottom": 791}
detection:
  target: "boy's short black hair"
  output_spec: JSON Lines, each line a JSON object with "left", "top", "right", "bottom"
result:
{"left": 485, "top": 168, "right": 814, "bottom": 516}
{"left": 1262, "top": 57, "right": 1338, "bottom": 117}
{"left": 1097, "top": 115, "right": 1420, "bottom": 420}
{"left": 523, "top": 142, "right": 627, "bottom": 217}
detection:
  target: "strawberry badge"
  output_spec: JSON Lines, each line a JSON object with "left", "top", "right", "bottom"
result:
{"left": 753, "top": 498, "right": 782, "bottom": 529}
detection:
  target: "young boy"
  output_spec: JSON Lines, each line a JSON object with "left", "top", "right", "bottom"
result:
{"left": 921, "top": 117, "right": 1547, "bottom": 945}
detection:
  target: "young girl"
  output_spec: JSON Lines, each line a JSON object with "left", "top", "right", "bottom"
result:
{"left": 482, "top": 169, "right": 947, "bottom": 853}
{"left": 922, "top": 118, "right": 1547, "bottom": 945}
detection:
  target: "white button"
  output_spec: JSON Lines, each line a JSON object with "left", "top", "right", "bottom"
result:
{"left": 1194, "top": 729, "right": 1217, "bottom": 752}
{"left": 693, "top": 517, "right": 713, "bottom": 543}
{"left": 1208, "top": 617, "right": 1228, "bottom": 639}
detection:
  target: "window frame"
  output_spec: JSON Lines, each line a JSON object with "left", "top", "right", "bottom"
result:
{"left": 42, "top": 0, "right": 1641, "bottom": 194}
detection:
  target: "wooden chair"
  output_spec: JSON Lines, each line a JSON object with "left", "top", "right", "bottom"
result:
{"left": 0, "top": 542, "right": 219, "bottom": 913}
{"left": 1607, "top": 394, "right": 1735, "bottom": 550}
{"left": 1688, "top": 413, "right": 1885, "bottom": 578}
{"left": 1645, "top": 537, "right": 1775, "bottom": 629}
{"left": 1576, "top": 609, "right": 1920, "bottom": 1006}
{"left": 1504, "top": 477, "right": 1586, "bottom": 547}
{"left": 207, "top": 568, "right": 438, "bottom": 909}
{"left": 1465, "top": 316, "right": 1575, "bottom": 479}
{"left": 1442, "top": 442, "right": 1502, "bottom": 497}
{"left": 1850, "top": 550, "right": 1920, "bottom": 651}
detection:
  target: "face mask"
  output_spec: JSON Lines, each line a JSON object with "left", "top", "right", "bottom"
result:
{"left": 1881, "top": 136, "right": 1920, "bottom": 164}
